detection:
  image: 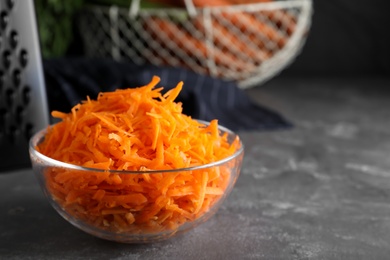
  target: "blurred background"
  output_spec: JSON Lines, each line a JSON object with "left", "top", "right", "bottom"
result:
{"left": 282, "top": 0, "right": 390, "bottom": 77}
{"left": 35, "top": 0, "right": 390, "bottom": 81}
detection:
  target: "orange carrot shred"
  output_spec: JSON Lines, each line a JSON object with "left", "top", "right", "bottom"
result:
{"left": 38, "top": 76, "right": 241, "bottom": 236}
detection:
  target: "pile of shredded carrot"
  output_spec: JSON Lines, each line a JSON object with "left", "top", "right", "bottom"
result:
{"left": 37, "top": 76, "right": 241, "bottom": 235}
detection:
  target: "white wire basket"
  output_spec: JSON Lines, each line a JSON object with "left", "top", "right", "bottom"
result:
{"left": 78, "top": 0, "right": 313, "bottom": 88}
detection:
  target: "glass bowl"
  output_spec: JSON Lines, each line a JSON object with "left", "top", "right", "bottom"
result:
{"left": 29, "top": 123, "right": 244, "bottom": 243}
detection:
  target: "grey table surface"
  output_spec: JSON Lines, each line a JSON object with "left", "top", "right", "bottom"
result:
{"left": 1, "top": 76, "right": 390, "bottom": 259}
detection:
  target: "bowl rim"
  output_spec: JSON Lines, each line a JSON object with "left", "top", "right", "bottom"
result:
{"left": 29, "top": 120, "right": 244, "bottom": 174}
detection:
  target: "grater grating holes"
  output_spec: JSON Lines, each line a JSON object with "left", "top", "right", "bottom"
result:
{"left": 9, "top": 29, "right": 18, "bottom": 49}
{"left": 0, "top": 0, "right": 52, "bottom": 170}
{"left": 0, "top": 11, "right": 8, "bottom": 30}
{"left": 3, "top": 50, "right": 11, "bottom": 68}
{"left": 7, "top": 0, "right": 14, "bottom": 9}
{"left": 0, "top": 70, "right": 3, "bottom": 88}
{"left": 1, "top": 2, "right": 31, "bottom": 144}
{"left": 21, "top": 85, "right": 30, "bottom": 105}
{"left": 12, "top": 68, "right": 20, "bottom": 86}
{"left": 19, "top": 48, "right": 27, "bottom": 67}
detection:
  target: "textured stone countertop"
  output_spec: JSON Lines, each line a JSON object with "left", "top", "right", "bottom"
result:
{"left": 1, "top": 77, "right": 390, "bottom": 259}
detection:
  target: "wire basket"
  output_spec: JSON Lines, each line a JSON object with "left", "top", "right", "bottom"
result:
{"left": 78, "top": 0, "right": 312, "bottom": 88}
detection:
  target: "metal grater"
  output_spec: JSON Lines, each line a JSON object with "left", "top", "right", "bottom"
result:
{"left": 0, "top": 0, "right": 49, "bottom": 171}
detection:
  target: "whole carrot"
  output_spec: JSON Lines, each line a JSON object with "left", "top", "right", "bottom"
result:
{"left": 190, "top": 0, "right": 274, "bottom": 7}
{"left": 193, "top": 15, "right": 271, "bottom": 64}
{"left": 190, "top": 0, "right": 232, "bottom": 7}
{"left": 143, "top": 17, "right": 256, "bottom": 74}
{"left": 227, "top": 0, "right": 272, "bottom": 4}
{"left": 191, "top": 0, "right": 290, "bottom": 50}
{"left": 262, "top": 9, "right": 297, "bottom": 36}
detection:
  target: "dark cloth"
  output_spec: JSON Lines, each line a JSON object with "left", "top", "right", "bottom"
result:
{"left": 43, "top": 58, "right": 291, "bottom": 131}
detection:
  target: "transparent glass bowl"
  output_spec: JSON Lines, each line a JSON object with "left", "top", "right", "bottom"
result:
{"left": 29, "top": 123, "right": 244, "bottom": 243}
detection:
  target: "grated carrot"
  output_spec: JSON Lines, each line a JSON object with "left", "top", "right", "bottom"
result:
{"left": 38, "top": 76, "right": 241, "bottom": 236}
